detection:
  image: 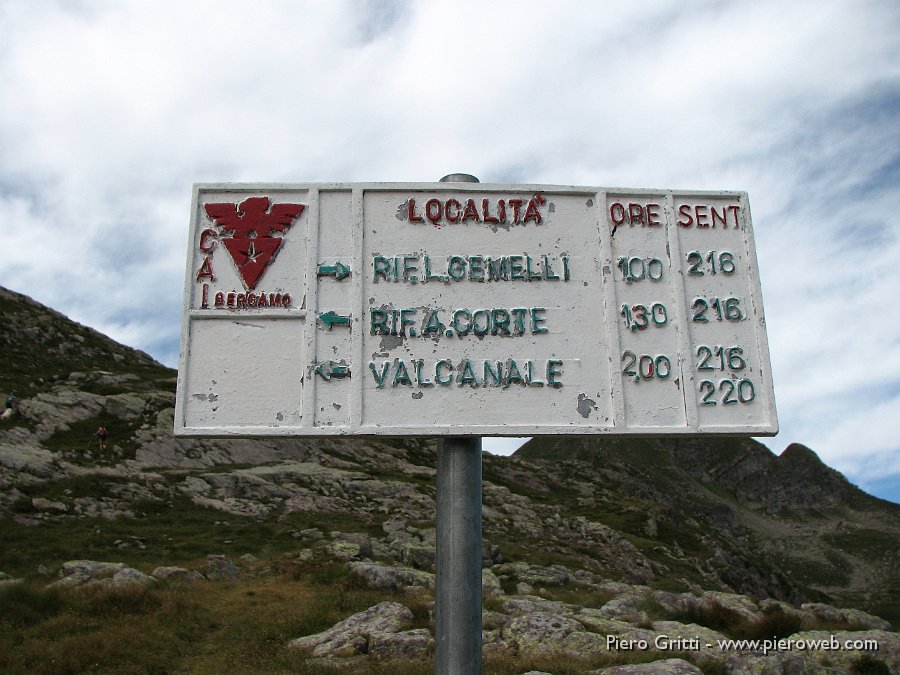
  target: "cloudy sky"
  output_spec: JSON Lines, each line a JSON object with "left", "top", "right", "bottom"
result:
{"left": 1, "top": 1, "right": 898, "bottom": 502}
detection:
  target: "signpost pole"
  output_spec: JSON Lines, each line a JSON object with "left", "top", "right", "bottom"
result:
{"left": 435, "top": 173, "right": 482, "bottom": 675}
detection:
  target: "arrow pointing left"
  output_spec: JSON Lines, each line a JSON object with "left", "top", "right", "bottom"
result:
{"left": 315, "top": 361, "right": 351, "bottom": 381}
{"left": 318, "top": 311, "right": 351, "bottom": 330}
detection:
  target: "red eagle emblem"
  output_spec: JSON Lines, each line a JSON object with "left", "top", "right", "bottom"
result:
{"left": 204, "top": 196, "right": 305, "bottom": 290}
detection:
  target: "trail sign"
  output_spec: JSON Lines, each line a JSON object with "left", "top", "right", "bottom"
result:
{"left": 175, "top": 183, "right": 777, "bottom": 437}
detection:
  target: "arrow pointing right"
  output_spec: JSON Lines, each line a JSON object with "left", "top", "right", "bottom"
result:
{"left": 317, "top": 261, "right": 351, "bottom": 280}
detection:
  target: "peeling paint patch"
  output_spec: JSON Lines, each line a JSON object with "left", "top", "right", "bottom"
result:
{"left": 396, "top": 202, "right": 408, "bottom": 221}
{"left": 234, "top": 321, "right": 263, "bottom": 329}
{"left": 379, "top": 334, "right": 404, "bottom": 352}
{"left": 576, "top": 393, "right": 597, "bottom": 418}
{"left": 192, "top": 393, "right": 208, "bottom": 401}
{"left": 412, "top": 391, "right": 424, "bottom": 400}
{"left": 332, "top": 403, "right": 342, "bottom": 410}
{"left": 276, "top": 412, "right": 284, "bottom": 421}
{"left": 586, "top": 198, "right": 594, "bottom": 207}
{"left": 208, "top": 393, "right": 218, "bottom": 402}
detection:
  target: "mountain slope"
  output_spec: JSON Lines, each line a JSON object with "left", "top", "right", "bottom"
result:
{"left": 1, "top": 284, "right": 898, "bottom": 632}
{"left": 515, "top": 436, "right": 900, "bottom": 624}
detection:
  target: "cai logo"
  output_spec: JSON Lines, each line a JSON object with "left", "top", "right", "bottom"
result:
{"left": 203, "top": 196, "right": 305, "bottom": 290}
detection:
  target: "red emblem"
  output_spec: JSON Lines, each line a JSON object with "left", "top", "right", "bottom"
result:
{"left": 204, "top": 196, "right": 305, "bottom": 290}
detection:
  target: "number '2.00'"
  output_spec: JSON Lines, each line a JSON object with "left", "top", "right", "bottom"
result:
{"left": 699, "top": 379, "right": 755, "bottom": 405}
{"left": 622, "top": 351, "right": 671, "bottom": 380}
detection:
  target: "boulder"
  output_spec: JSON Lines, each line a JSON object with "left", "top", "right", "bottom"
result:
{"left": 111, "top": 567, "right": 154, "bottom": 588}
{"left": 59, "top": 560, "right": 125, "bottom": 579}
{"left": 288, "top": 601, "right": 413, "bottom": 656}
{"left": 347, "top": 561, "right": 435, "bottom": 591}
{"left": 368, "top": 628, "right": 433, "bottom": 659}
{"left": 594, "top": 658, "right": 703, "bottom": 674}
{"left": 151, "top": 566, "right": 206, "bottom": 583}
{"left": 205, "top": 555, "right": 239, "bottom": 581}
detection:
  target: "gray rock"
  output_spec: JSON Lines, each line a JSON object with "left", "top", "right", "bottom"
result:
{"left": 0, "top": 578, "right": 24, "bottom": 590}
{"left": 288, "top": 601, "right": 413, "bottom": 656}
{"left": 32, "top": 497, "right": 69, "bottom": 513}
{"left": 482, "top": 567, "right": 503, "bottom": 597}
{"left": 112, "top": 568, "right": 154, "bottom": 588}
{"left": 151, "top": 566, "right": 206, "bottom": 583}
{"left": 59, "top": 560, "right": 125, "bottom": 579}
{"left": 368, "top": 628, "right": 433, "bottom": 659}
{"left": 205, "top": 555, "right": 239, "bottom": 581}
{"left": 501, "top": 611, "right": 586, "bottom": 655}
{"left": 348, "top": 561, "right": 435, "bottom": 590}
{"left": 326, "top": 541, "right": 362, "bottom": 561}
{"left": 594, "top": 658, "right": 703, "bottom": 674}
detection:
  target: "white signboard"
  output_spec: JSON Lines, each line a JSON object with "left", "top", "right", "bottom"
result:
{"left": 175, "top": 183, "right": 777, "bottom": 437}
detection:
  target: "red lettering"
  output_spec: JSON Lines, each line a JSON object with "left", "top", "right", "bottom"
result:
{"left": 407, "top": 198, "right": 424, "bottom": 223}
{"left": 694, "top": 205, "right": 709, "bottom": 228}
{"left": 445, "top": 198, "right": 461, "bottom": 223}
{"left": 214, "top": 292, "right": 224, "bottom": 307}
{"left": 482, "top": 198, "right": 499, "bottom": 224}
{"left": 677, "top": 204, "right": 693, "bottom": 227}
{"left": 523, "top": 197, "right": 543, "bottom": 224}
{"left": 462, "top": 198, "right": 480, "bottom": 222}
{"left": 647, "top": 203, "right": 661, "bottom": 226}
{"left": 628, "top": 203, "right": 644, "bottom": 225}
{"left": 282, "top": 293, "right": 292, "bottom": 307}
{"left": 727, "top": 205, "right": 740, "bottom": 228}
{"left": 610, "top": 202, "right": 626, "bottom": 225}
{"left": 497, "top": 199, "right": 506, "bottom": 223}
{"left": 196, "top": 256, "right": 216, "bottom": 282}
{"left": 508, "top": 199, "right": 523, "bottom": 223}
{"left": 425, "top": 198, "right": 442, "bottom": 225}
{"left": 201, "top": 283, "right": 209, "bottom": 309}
{"left": 711, "top": 205, "right": 727, "bottom": 228}
{"left": 199, "top": 228, "right": 217, "bottom": 252}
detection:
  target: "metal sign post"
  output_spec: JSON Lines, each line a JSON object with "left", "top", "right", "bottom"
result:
{"left": 434, "top": 173, "right": 482, "bottom": 674}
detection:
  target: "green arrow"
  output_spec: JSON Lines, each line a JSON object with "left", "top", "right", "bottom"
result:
{"left": 315, "top": 361, "right": 351, "bottom": 381}
{"left": 318, "top": 311, "right": 351, "bottom": 329}
{"left": 317, "top": 261, "right": 351, "bottom": 280}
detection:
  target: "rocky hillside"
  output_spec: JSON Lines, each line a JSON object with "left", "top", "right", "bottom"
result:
{"left": 1, "top": 285, "right": 898, "bottom": 673}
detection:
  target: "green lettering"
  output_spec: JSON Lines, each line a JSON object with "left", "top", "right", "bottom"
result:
{"left": 483, "top": 361, "right": 502, "bottom": 386}
{"left": 400, "top": 308, "right": 416, "bottom": 335}
{"left": 543, "top": 254, "right": 559, "bottom": 280}
{"left": 506, "top": 359, "right": 525, "bottom": 386}
{"left": 511, "top": 308, "right": 527, "bottom": 334}
{"left": 392, "top": 360, "right": 412, "bottom": 386}
{"left": 415, "top": 359, "right": 433, "bottom": 386}
{"left": 458, "top": 359, "right": 478, "bottom": 387}
{"left": 531, "top": 307, "right": 548, "bottom": 334}
{"left": 491, "top": 308, "right": 510, "bottom": 336}
{"left": 472, "top": 310, "right": 490, "bottom": 337}
{"left": 402, "top": 255, "right": 418, "bottom": 282}
{"left": 436, "top": 359, "right": 453, "bottom": 386}
{"left": 373, "top": 255, "right": 391, "bottom": 282}
{"left": 547, "top": 359, "right": 563, "bottom": 387}
{"left": 452, "top": 309, "right": 472, "bottom": 336}
{"left": 422, "top": 309, "right": 443, "bottom": 336}
{"left": 370, "top": 309, "right": 388, "bottom": 335}
{"left": 448, "top": 255, "right": 466, "bottom": 280}
{"left": 370, "top": 361, "right": 389, "bottom": 388}
{"left": 468, "top": 255, "right": 485, "bottom": 281}
{"left": 509, "top": 255, "right": 525, "bottom": 280}
{"left": 424, "top": 255, "right": 448, "bottom": 283}
{"left": 526, "top": 255, "right": 542, "bottom": 280}
{"left": 487, "top": 256, "right": 509, "bottom": 281}
{"left": 525, "top": 360, "right": 544, "bottom": 386}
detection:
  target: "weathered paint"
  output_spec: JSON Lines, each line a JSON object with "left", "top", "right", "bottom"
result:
{"left": 174, "top": 184, "right": 777, "bottom": 437}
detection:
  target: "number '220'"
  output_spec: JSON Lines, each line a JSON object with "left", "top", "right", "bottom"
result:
{"left": 699, "top": 379, "right": 755, "bottom": 405}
